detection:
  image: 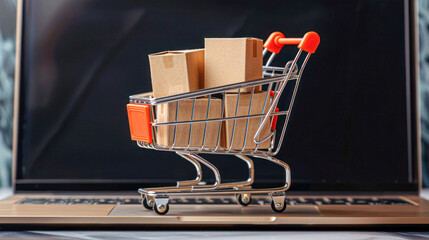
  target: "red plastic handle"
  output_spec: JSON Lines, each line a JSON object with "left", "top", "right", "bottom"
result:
{"left": 263, "top": 31, "right": 320, "bottom": 54}
{"left": 271, "top": 108, "right": 279, "bottom": 131}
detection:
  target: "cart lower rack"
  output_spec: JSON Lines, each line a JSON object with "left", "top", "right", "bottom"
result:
{"left": 127, "top": 31, "right": 320, "bottom": 215}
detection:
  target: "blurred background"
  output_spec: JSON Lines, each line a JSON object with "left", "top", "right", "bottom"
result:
{"left": 0, "top": 0, "right": 16, "bottom": 188}
{"left": 0, "top": 0, "right": 428, "bottom": 188}
{"left": 420, "top": 0, "right": 429, "bottom": 187}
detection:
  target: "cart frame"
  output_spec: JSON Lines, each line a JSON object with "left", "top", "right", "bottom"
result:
{"left": 127, "top": 31, "right": 320, "bottom": 215}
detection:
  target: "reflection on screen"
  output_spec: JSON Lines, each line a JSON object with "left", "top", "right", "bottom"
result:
{"left": 20, "top": 0, "right": 411, "bottom": 190}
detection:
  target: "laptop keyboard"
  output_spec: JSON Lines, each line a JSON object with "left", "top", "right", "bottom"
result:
{"left": 17, "top": 197, "right": 412, "bottom": 205}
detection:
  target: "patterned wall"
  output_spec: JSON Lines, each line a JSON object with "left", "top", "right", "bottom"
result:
{"left": 420, "top": 0, "right": 429, "bottom": 187}
{"left": 0, "top": 0, "right": 16, "bottom": 187}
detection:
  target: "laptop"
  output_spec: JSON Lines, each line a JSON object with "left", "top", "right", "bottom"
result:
{"left": 1, "top": 0, "right": 429, "bottom": 227}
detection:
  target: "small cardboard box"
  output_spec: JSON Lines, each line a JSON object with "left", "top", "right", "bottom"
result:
{"left": 149, "top": 49, "right": 204, "bottom": 98}
{"left": 204, "top": 38, "right": 263, "bottom": 91}
{"left": 156, "top": 98, "right": 223, "bottom": 148}
{"left": 224, "top": 91, "right": 272, "bottom": 150}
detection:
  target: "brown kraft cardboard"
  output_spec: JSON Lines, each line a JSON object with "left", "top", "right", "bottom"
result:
{"left": 156, "top": 97, "right": 223, "bottom": 148}
{"left": 224, "top": 91, "right": 272, "bottom": 150}
{"left": 149, "top": 49, "right": 204, "bottom": 98}
{"left": 204, "top": 38, "right": 263, "bottom": 92}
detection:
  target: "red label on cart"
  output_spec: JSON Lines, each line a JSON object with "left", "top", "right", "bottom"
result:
{"left": 127, "top": 104, "right": 153, "bottom": 143}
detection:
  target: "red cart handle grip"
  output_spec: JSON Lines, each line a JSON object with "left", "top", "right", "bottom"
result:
{"left": 263, "top": 31, "right": 320, "bottom": 54}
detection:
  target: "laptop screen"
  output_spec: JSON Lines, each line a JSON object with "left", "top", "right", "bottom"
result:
{"left": 15, "top": 0, "right": 418, "bottom": 192}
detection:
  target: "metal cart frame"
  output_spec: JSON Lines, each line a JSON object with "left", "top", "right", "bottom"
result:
{"left": 127, "top": 31, "right": 320, "bottom": 215}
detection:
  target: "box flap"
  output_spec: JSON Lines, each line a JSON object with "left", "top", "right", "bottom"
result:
{"left": 149, "top": 49, "right": 204, "bottom": 56}
{"left": 205, "top": 37, "right": 262, "bottom": 41}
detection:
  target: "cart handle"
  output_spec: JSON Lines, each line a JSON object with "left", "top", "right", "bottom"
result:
{"left": 263, "top": 31, "right": 320, "bottom": 54}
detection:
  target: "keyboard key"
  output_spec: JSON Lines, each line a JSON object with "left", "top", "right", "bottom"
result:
{"left": 209, "top": 198, "right": 225, "bottom": 204}
{"left": 19, "top": 198, "right": 48, "bottom": 204}
{"left": 185, "top": 198, "right": 197, "bottom": 204}
{"left": 298, "top": 198, "right": 328, "bottom": 205}
{"left": 69, "top": 199, "right": 95, "bottom": 204}
{"left": 221, "top": 198, "right": 235, "bottom": 204}
{"left": 170, "top": 199, "right": 185, "bottom": 204}
{"left": 351, "top": 198, "right": 376, "bottom": 205}
{"left": 46, "top": 199, "right": 70, "bottom": 204}
{"left": 378, "top": 198, "right": 410, "bottom": 205}
{"left": 328, "top": 198, "right": 349, "bottom": 205}
{"left": 121, "top": 199, "right": 141, "bottom": 205}
{"left": 195, "top": 198, "right": 208, "bottom": 204}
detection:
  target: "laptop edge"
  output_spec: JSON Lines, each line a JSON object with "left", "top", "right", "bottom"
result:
{"left": 2, "top": 0, "right": 429, "bottom": 227}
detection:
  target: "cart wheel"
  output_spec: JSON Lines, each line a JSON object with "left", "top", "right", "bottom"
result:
{"left": 270, "top": 199, "right": 287, "bottom": 213}
{"left": 236, "top": 193, "right": 252, "bottom": 206}
{"left": 154, "top": 203, "right": 169, "bottom": 215}
{"left": 142, "top": 195, "right": 154, "bottom": 210}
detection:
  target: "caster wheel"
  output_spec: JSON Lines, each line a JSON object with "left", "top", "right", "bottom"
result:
{"left": 154, "top": 203, "right": 169, "bottom": 215}
{"left": 271, "top": 199, "right": 287, "bottom": 213}
{"left": 142, "top": 196, "right": 154, "bottom": 210}
{"left": 236, "top": 194, "right": 252, "bottom": 206}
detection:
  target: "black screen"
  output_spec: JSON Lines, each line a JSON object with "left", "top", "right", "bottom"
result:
{"left": 17, "top": 0, "right": 416, "bottom": 191}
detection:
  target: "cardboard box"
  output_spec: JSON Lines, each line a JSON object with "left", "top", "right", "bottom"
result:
{"left": 156, "top": 98, "right": 223, "bottom": 148}
{"left": 204, "top": 38, "right": 263, "bottom": 91}
{"left": 149, "top": 49, "right": 204, "bottom": 98}
{"left": 224, "top": 91, "right": 272, "bottom": 150}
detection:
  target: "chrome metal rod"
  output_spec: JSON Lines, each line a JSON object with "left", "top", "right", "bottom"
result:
{"left": 139, "top": 155, "right": 290, "bottom": 196}
{"left": 175, "top": 152, "right": 202, "bottom": 187}
{"left": 214, "top": 92, "right": 225, "bottom": 152}
{"left": 130, "top": 75, "right": 297, "bottom": 105}
{"left": 254, "top": 131, "right": 275, "bottom": 145}
{"left": 189, "top": 155, "right": 255, "bottom": 190}
{"left": 254, "top": 83, "right": 273, "bottom": 150}
{"left": 241, "top": 87, "right": 255, "bottom": 152}
{"left": 205, "top": 155, "right": 255, "bottom": 189}
{"left": 170, "top": 101, "right": 180, "bottom": 149}
{"left": 253, "top": 155, "right": 291, "bottom": 191}
{"left": 184, "top": 152, "right": 221, "bottom": 190}
{"left": 140, "top": 154, "right": 290, "bottom": 196}
{"left": 227, "top": 88, "right": 241, "bottom": 152}
{"left": 150, "top": 143, "right": 275, "bottom": 156}
{"left": 273, "top": 52, "right": 311, "bottom": 155}
{"left": 200, "top": 95, "right": 211, "bottom": 150}
{"left": 253, "top": 49, "right": 302, "bottom": 144}
{"left": 235, "top": 155, "right": 255, "bottom": 186}
{"left": 264, "top": 66, "right": 285, "bottom": 71}
{"left": 152, "top": 111, "right": 289, "bottom": 126}
{"left": 139, "top": 187, "right": 287, "bottom": 196}
{"left": 266, "top": 52, "right": 276, "bottom": 67}
{"left": 186, "top": 98, "right": 196, "bottom": 150}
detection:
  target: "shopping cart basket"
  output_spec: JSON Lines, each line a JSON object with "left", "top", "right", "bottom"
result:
{"left": 127, "top": 31, "right": 320, "bottom": 215}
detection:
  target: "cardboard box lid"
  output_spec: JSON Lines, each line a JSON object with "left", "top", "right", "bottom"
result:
{"left": 204, "top": 37, "right": 261, "bottom": 41}
{"left": 148, "top": 49, "right": 204, "bottom": 98}
{"left": 149, "top": 49, "right": 204, "bottom": 57}
{"left": 204, "top": 38, "right": 263, "bottom": 90}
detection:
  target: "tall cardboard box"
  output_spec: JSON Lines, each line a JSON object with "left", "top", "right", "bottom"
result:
{"left": 156, "top": 98, "right": 223, "bottom": 148}
{"left": 224, "top": 91, "right": 272, "bottom": 150}
{"left": 149, "top": 49, "right": 204, "bottom": 98}
{"left": 204, "top": 38, "right": 263, "bottom": 91}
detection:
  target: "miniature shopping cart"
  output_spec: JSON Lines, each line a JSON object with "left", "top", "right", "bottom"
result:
{"left": 127, "top": 31, "right": 320, "bottom": 215}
